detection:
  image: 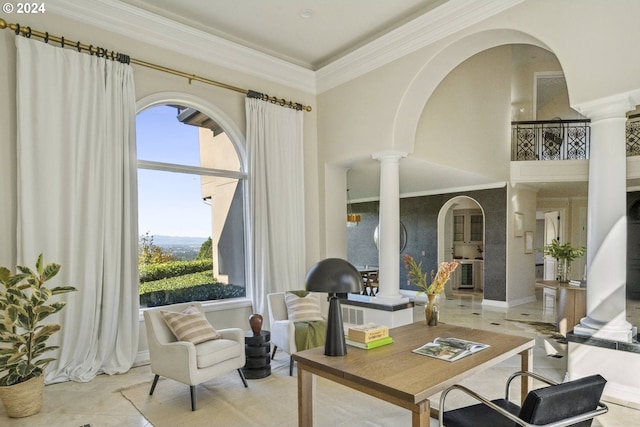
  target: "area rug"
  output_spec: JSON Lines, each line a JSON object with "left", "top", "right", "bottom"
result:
{"left": 505, "top": 319, "right": 564, "bottom": 339}
{"left": 120, "top": 358, "right": 413, "bottom": 427}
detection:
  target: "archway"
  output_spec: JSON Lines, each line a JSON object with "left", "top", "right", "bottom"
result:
{"left": 392, "top": 29, "right": 552, "bottom": 154}
{"left": 437, "top": 196, "right": 485, "bottom": 298}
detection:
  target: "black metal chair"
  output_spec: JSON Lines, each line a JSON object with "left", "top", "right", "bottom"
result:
{"left": 439, "top": 371, "right": 608, "bottom": 427}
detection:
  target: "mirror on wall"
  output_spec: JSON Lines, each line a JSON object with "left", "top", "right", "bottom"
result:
{"left": 373, "top": 222, "right": 408, "bottom": 253}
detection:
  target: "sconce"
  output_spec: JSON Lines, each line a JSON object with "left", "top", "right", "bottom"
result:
{"left": 347, "top": 189, "right": 361, "bottom": 224}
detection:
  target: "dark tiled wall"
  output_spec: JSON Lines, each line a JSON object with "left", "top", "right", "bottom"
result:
{"left": 347, "top": 187, "right": 507, "bottom": 301}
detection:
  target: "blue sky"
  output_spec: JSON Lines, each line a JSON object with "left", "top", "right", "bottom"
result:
{"left": 136, "top": 105, "right": 211, "bottom": 238}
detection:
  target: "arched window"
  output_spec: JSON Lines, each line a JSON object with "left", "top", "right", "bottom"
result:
{"left": 136, "top": 103, "right": 247, "bottom": 307}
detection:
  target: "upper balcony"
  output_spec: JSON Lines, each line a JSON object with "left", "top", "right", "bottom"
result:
{"left": 511, "top": 119, "right": 591, "bottom": 161}
{"left": 511, "top": 115, "right": 640, "bottom": 161}
{"left": 510, "top": 115, "right": 640, "bottom": 186}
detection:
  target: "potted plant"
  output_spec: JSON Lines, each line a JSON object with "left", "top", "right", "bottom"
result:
{"left": 0, "top": 254, "right": 76, "bottom": 418}
{"left": 541, "top": 240, "right": 586, "bottom": 282}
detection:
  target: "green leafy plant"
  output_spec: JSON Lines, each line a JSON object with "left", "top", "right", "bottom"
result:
{"left": 541, "top": 240, "right": 586, "bottom": 262}
{"left": 139, "top": 259, "right": 213, "bottom": 283}
{"left": 0, "top": 254, "right": 77, "bottom": 386}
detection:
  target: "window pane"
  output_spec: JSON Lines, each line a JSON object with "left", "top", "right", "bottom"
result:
{"left": 137, "top": 105, "right": 202, "bottom": 167}
{"left": 137, "top": 104, "right": 246, "bottom": 307}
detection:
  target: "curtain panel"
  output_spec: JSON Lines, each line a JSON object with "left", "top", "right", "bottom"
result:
{"left": 246, "top": 98, "right": 305, "bottom": 315}
{"left": 15, "top": 36, "right": 139, "bottom": 383}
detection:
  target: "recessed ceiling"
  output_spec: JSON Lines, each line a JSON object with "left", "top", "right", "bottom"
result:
{"left": 117, "top": 0, "right": 447, "bottom": 70}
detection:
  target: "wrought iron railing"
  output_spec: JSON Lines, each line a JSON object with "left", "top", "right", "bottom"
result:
{"left": 512, "top": 116, "right": 640, "bottom": 161}
{"left": 511, "top": 119, "right": 591, "bottom": 161}
{"left": 628, "top": 114, "right": 640, "bottom": 156}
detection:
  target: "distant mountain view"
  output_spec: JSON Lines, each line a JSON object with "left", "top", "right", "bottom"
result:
{"left": 149, "top": 235, "right": 209, "bottom": 261}
{"left": 151, "top": 235, "right": 208, "bottom": 246}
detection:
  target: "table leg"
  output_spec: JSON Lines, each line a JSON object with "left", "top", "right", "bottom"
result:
{"left": 298, "top": 364, "right": 314, "bottom": 427}
{"left": 520, "top": 347, "right": 533, "bottom": 403}
{"left": 412, "top": 400, "right": 430, "bottom": 427}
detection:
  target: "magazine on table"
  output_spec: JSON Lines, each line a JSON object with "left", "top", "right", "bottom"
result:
{"left": 412, "top": 337, "right": 490, "bottom": 362}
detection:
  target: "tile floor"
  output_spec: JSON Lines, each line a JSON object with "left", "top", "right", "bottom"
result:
{"left": 1, "top": 289, "right": 638, "bottom": 426}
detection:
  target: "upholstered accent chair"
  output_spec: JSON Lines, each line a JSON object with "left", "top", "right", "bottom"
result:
{"left": 143, "top": 302, "right": 248, "bottom": 411}
{"left": 439, "top": 371, "right": 607, "bottom": 427}
{"left": 267, "top": 291, "right": 327, "bottom": 375}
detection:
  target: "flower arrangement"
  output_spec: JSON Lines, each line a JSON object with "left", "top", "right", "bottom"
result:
{"left": 403, "top": 254, "right": 459, "bottom": 296}
{"left": 540, "top": 240, "right": 586, "bottom": 282}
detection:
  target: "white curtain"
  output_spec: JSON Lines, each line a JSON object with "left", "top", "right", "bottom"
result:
{"left": 15, "top": 36, "right": 139, "bottom": 383}
{"left": 246, "top": 98, "right": 305, "bottom": 314}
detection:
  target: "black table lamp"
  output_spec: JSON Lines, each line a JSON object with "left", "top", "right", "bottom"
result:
{"left": 305, "top": 258, "right": 362, "bottom": 356}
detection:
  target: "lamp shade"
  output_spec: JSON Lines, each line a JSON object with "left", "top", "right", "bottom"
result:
{"left": 305, "top": 258, "right": 362, "bottom": 356}
{"left": 305, "top": 258, "right": 362, "bottom": 294}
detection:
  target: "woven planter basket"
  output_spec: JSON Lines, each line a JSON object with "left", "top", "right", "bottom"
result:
{"left": 0, "top": 374, "right": 44, "bottom": 418}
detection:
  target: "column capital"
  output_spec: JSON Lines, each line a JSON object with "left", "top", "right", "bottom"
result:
{"left": 575, "top": 89, "right": 640, "bottom": 121}
{"left": 371, "top": 150, "right": 407, "bottom": 162}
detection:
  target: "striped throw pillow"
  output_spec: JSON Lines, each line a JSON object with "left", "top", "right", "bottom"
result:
{"left": 284, "top": 292, "right": 323, "bottom": 322}
{"left": 161, "top": 305, "right": 222, "bottom": 344}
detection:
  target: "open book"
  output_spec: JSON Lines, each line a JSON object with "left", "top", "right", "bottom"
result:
{"left": 412, "top": 337, "right": 490, "bottom": 362}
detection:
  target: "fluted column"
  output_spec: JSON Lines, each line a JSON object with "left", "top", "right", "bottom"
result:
{"left": 574, "top": 97, "right": 636, "bottom": 342}
{"left": 372, "top": 150, "right": 407, "bottom": 303}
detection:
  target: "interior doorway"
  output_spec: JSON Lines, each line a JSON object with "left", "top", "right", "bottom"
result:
{"left": 437, "top": 196, "right": 485, "bottom": 297}
{"left": 542, "top": 211, "right": 560, "bottom": 280}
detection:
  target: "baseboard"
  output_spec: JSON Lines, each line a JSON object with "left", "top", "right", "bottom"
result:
{"left": 134, "top": 350, "right": 150, "bottom": 367}
{"left": 482, "top": 299, "right": 508, "bottom": 308}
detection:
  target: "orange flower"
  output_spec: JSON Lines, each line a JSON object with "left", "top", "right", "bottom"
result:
{"left": 403, "top": 255, "right": 459, "bottom": 296}
{"left": 426, "top": 261, "right": 459, "bottom": 295}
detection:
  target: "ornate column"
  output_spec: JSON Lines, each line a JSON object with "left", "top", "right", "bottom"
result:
{"left": 574, "top": 96, "right": 637, "bottom": 342}
{"left": 371, "top": 150, "right": 407, "bottom": 303}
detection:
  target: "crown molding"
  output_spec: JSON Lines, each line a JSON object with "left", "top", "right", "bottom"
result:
{"left": 46, "top": 0, "right": 522, "bottom": 96}
{"left": 46, "top": 0, "right": 316, "bottom": 94}
{"left": 316, "top": 0, "right": 524, "bottom": 93}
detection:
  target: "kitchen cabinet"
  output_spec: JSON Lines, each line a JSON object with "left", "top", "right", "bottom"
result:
{"left": 453, "top": 209, "right": 483, "bottom": 244}
{"left": 452, "top": 260, "right": 483, "bottom": 290}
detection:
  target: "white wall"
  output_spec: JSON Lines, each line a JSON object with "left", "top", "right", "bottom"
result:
{"left": 507, "top": 185, "right": 538, "bottom": 304}
{"left": 414, "top": 45, "right": 512, "bottom": 182}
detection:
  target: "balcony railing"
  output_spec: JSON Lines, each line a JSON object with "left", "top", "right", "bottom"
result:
{"left": 512, "top": 116, "right": 640, "bottom": 161}
{"left": 511, "top": 119, "right": 591, "bottom": 161}
{"left": 628, "top": 114, "right": 640, "bottom": 156}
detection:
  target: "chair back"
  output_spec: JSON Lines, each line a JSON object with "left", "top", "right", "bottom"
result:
{"left": 518, "top": 374, "right": 606, "bottom": 427}
{"left": 144, "top": 302, "right": 204, "bottom": 346}
{"left": 267, "top": 292, "right": 290, "bottom": 324}
{"left": 267, "top": 292, "right": 329, "bottom": 322}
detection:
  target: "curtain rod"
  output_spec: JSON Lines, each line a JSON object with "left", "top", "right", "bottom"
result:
{"left": 0, "top": 18, "right": 312, "bottom": 112}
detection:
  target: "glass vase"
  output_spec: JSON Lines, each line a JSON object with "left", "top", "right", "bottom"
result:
{"left": 556, "top": 259, "right": 571, "bottom": 282}
{"left": 425, "top": 293, "right": 438, "bottom": 326}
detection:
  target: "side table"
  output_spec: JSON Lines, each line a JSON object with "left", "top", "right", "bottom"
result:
{"left": 242, "top": 330, "right": 271, "bottom": 379}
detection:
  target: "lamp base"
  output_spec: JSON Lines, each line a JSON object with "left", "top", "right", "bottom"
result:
{"left": 325, "top": 295, "right": 347, "bottom": 356}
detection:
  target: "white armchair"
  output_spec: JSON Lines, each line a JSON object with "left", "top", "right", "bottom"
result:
{"left": 143, "top": 302, "right": 248, "bottom": 411}
{"left": 267, "top": 292, "right": 326, "bottom": 375}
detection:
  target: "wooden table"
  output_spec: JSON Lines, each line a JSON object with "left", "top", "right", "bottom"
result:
{"left": 293, "top": 322, "right": 534, "bottom": 427}
{"left": 537, "top": 280, "right": 587, "bottom": 335}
